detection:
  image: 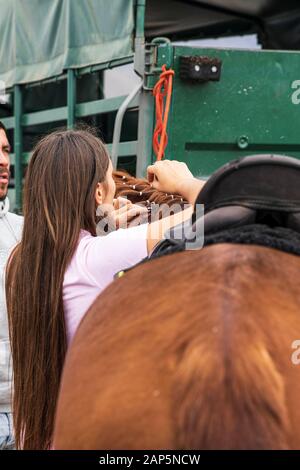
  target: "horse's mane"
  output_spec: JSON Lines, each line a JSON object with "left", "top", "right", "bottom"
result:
{"left": 113, "top": 170, "right": 187, "bottom": 222}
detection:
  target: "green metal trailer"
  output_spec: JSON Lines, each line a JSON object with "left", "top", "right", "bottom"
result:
{"left": 1, "top": 0, "right": 300, "bottom": 212}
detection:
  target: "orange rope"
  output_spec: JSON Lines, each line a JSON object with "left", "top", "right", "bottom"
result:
{"left": 152, "top": 64, "right": 175, "bottom": 161}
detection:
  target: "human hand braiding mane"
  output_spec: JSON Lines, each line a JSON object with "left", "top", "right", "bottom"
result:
{"left": 113, "top": 170, "right": 187, "bottom": 222}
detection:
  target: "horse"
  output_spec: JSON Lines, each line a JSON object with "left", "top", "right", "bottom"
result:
{"left": 54, "top": 157, "right": 300, "bottom": 449}
{"left": 53, "top": 243, "right": 300, "bottom": 449}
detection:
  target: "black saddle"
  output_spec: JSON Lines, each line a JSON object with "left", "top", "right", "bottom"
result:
{"left": 151, "top": 154, "right": 300, "bottom": 257}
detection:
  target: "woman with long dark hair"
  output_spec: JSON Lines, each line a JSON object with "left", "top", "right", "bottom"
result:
{"left": 6, "top": 128, "right": 203, "bottom": 449}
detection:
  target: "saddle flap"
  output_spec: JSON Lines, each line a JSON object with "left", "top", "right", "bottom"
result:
{"left": 151, "top": 155, "right": 300, "bottom": 258}
{"left": 195, "top": 154, "right": 300, "bottom": 214}
{"left": 202, "top": 205, "right": 256, "bottom": 235}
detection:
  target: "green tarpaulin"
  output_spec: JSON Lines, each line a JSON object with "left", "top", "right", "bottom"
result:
{"left": 0, "top": 0, "right": 134, "bottom": 88}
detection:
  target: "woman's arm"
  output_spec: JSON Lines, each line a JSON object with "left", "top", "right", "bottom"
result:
{"left": 146, "top": 205, "right": 193, "bottom": 254}
{"left": 146, "top": 160, "right": 205, "bottom": 254}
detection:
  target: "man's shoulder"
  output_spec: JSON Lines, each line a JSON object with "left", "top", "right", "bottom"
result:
{"left": 7, "top": 211, "right": 24, "bottom": 225}
{"left": 6, "top": 211, "right": 24, "bottom": 239}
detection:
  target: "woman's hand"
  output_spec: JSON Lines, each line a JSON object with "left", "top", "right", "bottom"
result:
{"left": 147, "top": 160, "right": 206, "bottom": 205}
{"left": 147, "top": 160, "right": 193, "bottom": 195}
{"left": 112, "top": 197, "right": 148, "bottom": 229}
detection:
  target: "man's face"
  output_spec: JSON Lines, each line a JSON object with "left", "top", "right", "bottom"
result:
{"left": 0, "top": 128, "right": 11, "bottom": 200}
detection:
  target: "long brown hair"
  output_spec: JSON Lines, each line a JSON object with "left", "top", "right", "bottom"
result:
{"left": 6, "top": 129, "right": 109, "bottom": 449}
